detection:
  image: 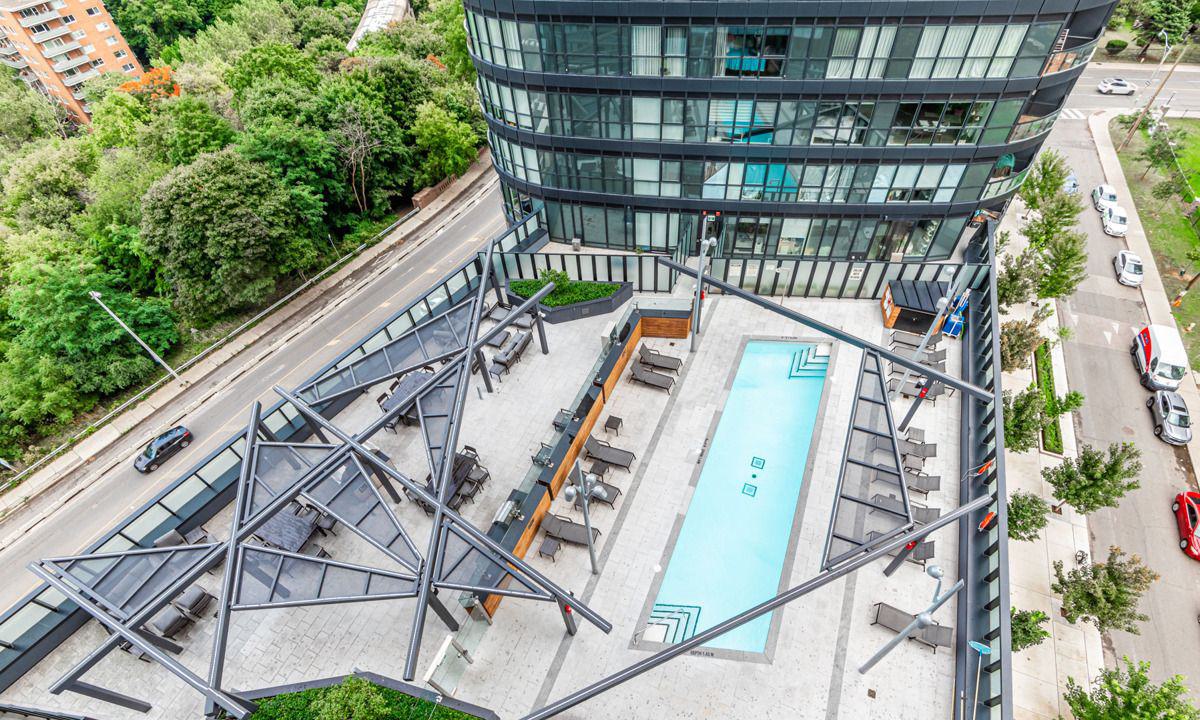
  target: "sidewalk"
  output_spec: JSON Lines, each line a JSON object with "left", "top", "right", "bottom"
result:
{"left": 1088, "top": 109, "right": 1200, "bottom": 477}
{"left": 999, "top": 211, "right": 1106, "bottom": 720}
{"left": 0, "top": 152, "right": 497, "bottom": 534}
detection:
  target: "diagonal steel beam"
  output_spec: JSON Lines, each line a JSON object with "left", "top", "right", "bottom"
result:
{"left": 522, "top": 492, "right": 993, "bottom": 720}
{"left": 658, "top": 257, "right": 989, "bottom": 400}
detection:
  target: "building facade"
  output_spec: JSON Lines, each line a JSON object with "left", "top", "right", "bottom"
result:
{"left": 0, "top": 0, "right": 141, "bottom": 120}
{"left": 465, "top": 0, "right": 1116, "bottom": 261}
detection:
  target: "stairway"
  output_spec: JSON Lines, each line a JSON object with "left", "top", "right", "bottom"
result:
{"left": 648, "top": 603, "right": 703, "bottom": 644}
{"left": 789, "top": 344, "right": 831, "bottom": 378}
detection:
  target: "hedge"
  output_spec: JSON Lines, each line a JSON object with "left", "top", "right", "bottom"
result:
{"left": 1104, "top": 39, "right": 1128, "bottom": 56}
{"left": 510, "top": 270, "right": 620, "bottom": 308}
{"left": 247, "top": 678, "right": 480, "bottom": 720}
{"left": 1033, "top": 343, "right": 1063, "bottom": 454}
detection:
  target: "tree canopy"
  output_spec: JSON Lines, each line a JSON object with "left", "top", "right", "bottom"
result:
{"left": 1065, "top": 657, "right": 1200, "bottom": 720}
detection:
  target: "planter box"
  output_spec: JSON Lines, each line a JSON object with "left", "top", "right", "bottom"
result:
{"left": 505, "top": 281, "right": 632, "bottom": 324}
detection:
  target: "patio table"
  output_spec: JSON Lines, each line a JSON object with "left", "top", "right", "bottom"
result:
{"left": 255, "top": 511, "right": 317, "bottom": 553}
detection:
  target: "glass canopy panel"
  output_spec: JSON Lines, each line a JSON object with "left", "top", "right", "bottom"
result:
{"left": 434, "top": 524, "right": 549, "bottom": 599}
{"left": 58, "top": 544, "right": 217, "bottom": 618}
{"left": 822, "top": 351, "right": 912, "bottom": 570}
{"left": 233, "top": 547, "right": 417, "bottom": 609}
{"left": 246, "top": 444, "right": 337, "bottom": 521}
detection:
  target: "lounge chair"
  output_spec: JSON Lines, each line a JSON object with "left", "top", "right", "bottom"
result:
{"left": 572, "top": 480, "right": 621, "bottom": 510}
{"left": 871, "top": 602, "right": 916, "bottom": 635}
{"left": 151, "top": 607, "right": 192, "bottom": 639}
{"left": 630, "top": 362, "right": 674, "bottom": 393}
{"left": 899, "top": 438, "right": 937, "bottom": 458}
{"left": 888, "top": 378, "right": 946, "bottom": 401}
{"left": 903, "top": 470, "right": 941, "bottom": 495}
{"left": 913, "top": 505, "right": 941, "bottom": 525}
{"left": 540, "top": 513, "right": 601, "bottom": 546}
{"left": 172, "top": 586, "right": 214, "bottom": 621}
{"left": 585, "top": 437, "right": 635, "bottom": 470}
{"left": 532, "top": 442, "right": 554, "bottom": 467}
{"left": 916, "top": 623, "right": 954, "bottom": 653}
{"left": 638, "top": 345, "right": 682, "bottom": 372}
{"left": 870, "top": 602, "right": 952, "bottom": 651}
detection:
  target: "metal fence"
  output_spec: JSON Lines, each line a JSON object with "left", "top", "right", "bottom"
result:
{"left": 955, "top": 224, "right": 1013, "bottom": 720}
{"left": 707, "top": 255, "right": 989, "bottom": 299}
{"left": 490, "top": 252, "right": 677, "bottom": 293}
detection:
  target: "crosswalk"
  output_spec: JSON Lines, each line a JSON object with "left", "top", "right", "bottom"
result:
{"left": 1058, "top": 108, "right": 1089, "bottom": 120}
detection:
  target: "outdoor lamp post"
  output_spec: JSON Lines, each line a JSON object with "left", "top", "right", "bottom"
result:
{"left": 562, "top": 460, "right": 608, "bottom": 575}
{"left": 88, "top": 291, "right": 181, "bottom": 382}
{"left": 690, "top": 237, "right": 718, "bottom": 353}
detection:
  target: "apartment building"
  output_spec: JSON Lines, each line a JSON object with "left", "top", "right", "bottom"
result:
{"left": 0, "top": 0, "right": 141, "bottom": 120}
{"left": 466, "top": 0, "right": 1115, "bottom": 262}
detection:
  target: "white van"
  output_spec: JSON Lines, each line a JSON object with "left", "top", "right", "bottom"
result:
{"left": 1131, "top": 324, "right": 1189, "bottom": 391}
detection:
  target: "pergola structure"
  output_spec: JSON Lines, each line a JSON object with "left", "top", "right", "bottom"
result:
{"left": 26, "top": 238, "right": 612, "bottom": 719}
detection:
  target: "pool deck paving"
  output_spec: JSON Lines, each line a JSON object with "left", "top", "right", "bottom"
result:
{"left": 0, "top": 290, "right": 971, "bottom": 720}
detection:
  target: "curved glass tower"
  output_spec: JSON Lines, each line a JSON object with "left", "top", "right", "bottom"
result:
{"left": 465, "top": 0, "right": 1116, "bottom": 261}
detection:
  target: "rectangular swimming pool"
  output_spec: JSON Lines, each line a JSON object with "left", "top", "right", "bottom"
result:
{"left": 648, "top": 340, "right": 827, "bottom": 654}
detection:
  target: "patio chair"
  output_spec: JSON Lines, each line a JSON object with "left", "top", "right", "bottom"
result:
{"left": 532, "top": 442, "right": 554, "bottom": 467}
{"left": 630, "top": 362, "right": 674, "bottom": 393}
{"left": 376, "top": 392, "right": 389, "bottom": 408}
{"left": 540, "top": 513, "right": 601, "bottom": 547}
{"left": 912, "top": 505, "right": 941, "bottom": 525}
{"left": 888, "top": 377, "right": 946, "bottom": 401}
{"left": 899, "top": 438, "right": 937, "bottom": 458}
{"left": 467, "top": 465, "right": 490, "bottom": 485}
{"left": 172, "top": 586, "right": 215, "bottom": 621}
{"left": 314, "top": 512, "right": 338, "bottom": 537}
{"left": 871, "top": 602, "right": 917, "bottom": 635}
{"left": 183, "top": 526, "right": 213, "bottom": 545}
{"left": 585, "top": 437, "right": 635, "bottom": 470}
{"left": 150, "top": 607, "right": 192, "bottom": 639}
{"left": 638, "top": 344, "right": 682, "bottom": 372}
{"left": 553, "top": 408, "right": 574, "bottom": 432}
{"left": 903, "top": 471, "right": 941, "bottom": 495}
{"left": 461, "top": 445, "right": 481, "bottom": 461}
{"left": 572, "top": 480, "right": 621, "bottom": 510}
{"left": 915, "top": 623, "right": 954, "bottom": 653}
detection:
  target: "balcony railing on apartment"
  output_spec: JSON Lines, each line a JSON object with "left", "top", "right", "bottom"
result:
{"left": 1042, "top": 36, "right": 1098, "bottom": 76}
{"left": 17, "top": 9, "right": 59, "bottom": 28}
{"left": 51, "top": 53, "right": 89, "bottom": 73}
{"left": 30, "top": 25, "right": 71, "bottom": 44}
{"left": 40, "top": 40, "right": 78, "bottom": 58}
{"left": 0, "top": 55, "right": 28, "bottom": 69}
{"left": 1008, "top": 110, "right": 1061, "bottom": 143}
{"left": 0, "top": 43, "right": 19, "bottom": 56}
{"left": 61, "top": 68, "right": 98, "bottom": 87}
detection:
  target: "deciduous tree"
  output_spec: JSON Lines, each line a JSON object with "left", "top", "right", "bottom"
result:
{"left": 1007, "top": 490, "right": 1051, "bottom": 542}
{"left": 1043, "top": 442, "right": 1142, "bottom": 514}
{"left": 1064, "top": 657, "right": 1200, "bottom": 719}
{"left": 1053, "top": 547, "right": 1158, "bottom": 634}
{"left": 412, "top": 101, "right": 477, "bottom": 187}
{"left": 1037, "top": 230, "right": 1089, "bottom": 299}
{"left": 1010, "top": 607, "right": 1051, "bottom": 651}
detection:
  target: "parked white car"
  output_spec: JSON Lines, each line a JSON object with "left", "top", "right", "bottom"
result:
{"left": 1097, "top": 77, "right": 1137, "bottom": 95}
{"left": 1103, "top": 206, "right": 1129, "bottom": 237}
{"left": 1113, "top": 250, "right": 1144, "bottom": 286}
{"left": 1092, "top": 183, "right": 1119, "bottom": 212}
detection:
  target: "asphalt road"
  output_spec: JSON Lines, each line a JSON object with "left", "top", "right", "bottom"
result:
{"left": 1047, "top": 112, "right": 1200, "bottom": 697}
{"left": 1066, "top": 60, "right": 1200, "bottom": 112}
{"left": 0, "top": 182, "right": 505, "bottom": 611}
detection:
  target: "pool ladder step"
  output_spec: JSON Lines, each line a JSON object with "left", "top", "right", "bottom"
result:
{"left": 789, "top": 345, "right": 830, "bottom": 378}
{"left": 648, "top": 603, "right": 703, "bottom": 644}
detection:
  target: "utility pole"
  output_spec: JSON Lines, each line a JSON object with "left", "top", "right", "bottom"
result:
{"left": 89, "top": 291, "right": 182, "bottom": 382}
{"left": 1119, "top": 41, "right": 1188, "bottom": 153}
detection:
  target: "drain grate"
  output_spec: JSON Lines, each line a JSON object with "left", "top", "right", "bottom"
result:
{"left": 741, "top": 483, "right": 757, "bottom": 497}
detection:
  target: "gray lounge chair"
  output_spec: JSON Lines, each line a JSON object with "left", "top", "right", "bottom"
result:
{"left": 888, "top": 377, "right": 946, "bottom": 401}
{"left": 540, "top": 513, "right": 600, "bottom": 546}
{"left": 585, "top": 437, "right": 635, "bottom": 469}
{"left": 151, "top": 607, "right": 192, "bottom": 639}
{"left": 639, "top": 345, "right": 682, "bottom": 372}
{"left": 572, "top": 480, "right": 621, "bottom": 510}
{"left": 631, "top": 362, "right": 674, "bottom": 393}
{"left": 871, "top": 602, "right": 916, "bottom": 634}
{"left": 903, "top": 470, "right": 941, "bottom": 495}
{"left": 899, "top": 438, "right": 937, "bottom": 458}
{"left": 916, "top": 623, "right": 954, "bottom": 652}
{"left": 172, "top": 586, "right": 214, "bottom": 620}
{"left": 912, "top": 505, "right": 941, "bottom": 525}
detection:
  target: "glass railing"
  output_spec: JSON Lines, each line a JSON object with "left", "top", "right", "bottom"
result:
{"left": 981, "top": 166, "right": 1029, "bottom": 200}
{"left": 1041, "top": 37, "right": 1098, "bottom": 76}
{"left": 1008, "top": 110, "right": 1060, "bottom": 142}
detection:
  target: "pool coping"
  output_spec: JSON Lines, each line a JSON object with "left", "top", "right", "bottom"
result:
{"left": 629, "top": 334, "right": 840, "bottom": 664}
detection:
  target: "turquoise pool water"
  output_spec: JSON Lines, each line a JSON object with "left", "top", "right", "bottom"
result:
{"left": 649, "top": 340, "right": 827, "bottom": 653}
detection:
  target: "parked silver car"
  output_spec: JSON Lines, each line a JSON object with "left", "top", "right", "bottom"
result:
{"left": 1148, "top": 391, "right": 1193, "bottom": 445}
{"left": 1113, "top": 250, "right": 1144, "bottom": 286}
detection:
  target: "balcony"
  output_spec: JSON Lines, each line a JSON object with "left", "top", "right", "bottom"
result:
{"left": 71, "top": 88, "right": 85, "bottom": 100}
{"left": 0, "top": 43, "right": 19, "bottom": 56}
{"left": 41, "top": 40, "right": 79, "bottom": 58}
{"left": 1008, "top": 109, "right": 1061, "bottom": 143}
{"left": 31, "top": 24, "right": 72, "bottom": 44}
{"left": 1042, "top": 36, "right": 1099, "bottom": 76}
{"left": 17, "top": 9, "right": 59, "bottom": 28}
{"left": 51, "top": 53, "right": 89, "bottom": 72}
{"left": 61, "top": 68, "right": 98, "bottom": 87}
{"left": 0, "top": 55, "right": 28, "bottom": 69}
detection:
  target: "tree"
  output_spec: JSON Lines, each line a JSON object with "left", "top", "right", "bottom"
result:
{"left": 141, "top": 95, "right": 236, "bottom": 166}
{"left": 1132, "top": 0, "right": 1191, "bottom": 58}
{"left": 411, "top": 101, "right": 477, "bottom": 187}
{"left": 1064, "top": 657, "right": 1200, "bottom": 720}
{"left": 87, "top": 89, "right": 151, "bottom": 149}
{"left": 1010, "top": 607, "right": 1051, "bottom": 651}
{"left": 311, "top": 677, "right": 389, "bottom": 720}
{"left": 1, "top": 137, "right": 96, "bottom": 231}
{"left": 1004, "top": 386, "right": 1083, "bottom": 453}
{"left": 424, "top": 0, "right": 472, "bottom": 80}
{"left": 1053, "top": 547, "right": 1158, "bottom": 634}
{"left": 0, "top": 72, "right": 65, "bottom": 151}
{"left": 224, "top": 43, "right": 321, "bottom": 104}
{"left": 140, "top": 148, "right": 320, "bottom": 323}
{"left": 1043, "top": 442, "right": 1142, "bottom": 514}
{"left": 996, "top": 247, "right": 1043, "bottom": 311}
{"left": 1007, "top": 490, "right": 1051, "bottom": 542}
{"left": 1019, "top": 150, "right": 1071, "bottom": 215}
{"left": 1037, "top": 230, "right": 1089, "bottom": 299}
{"left": 1139, "top": 125, "right": 1187, "bottom": 181}
{"left": 330, "top": 102, "right": 389, "bottom": 213}
{"left": 237, "top": 117, "right": 344, "bottom": 213}
{"left": 1022, "top": 191, "right": 1084, "bottom": 249}
{"left": 1000, "top": 307, "right": 1050, "bottom": 371}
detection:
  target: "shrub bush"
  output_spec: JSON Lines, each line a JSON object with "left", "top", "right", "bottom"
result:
{"left": 1034, "top": 343, "right": 1063, "bottom": 453}
{"left": 248, "top": 677, "right": 480, "bottom": 720}
{"left": 1104, "top": 39, "right": 1129, "bottom": 55}
{"left": 509, "top": 269, "right": 620, "bottom": 308}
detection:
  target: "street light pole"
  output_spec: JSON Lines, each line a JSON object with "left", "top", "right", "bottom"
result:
{"left": 88, "top": 291, "right": 181, "bottom": 382}
{"left": 1119, "top": 40, "right": 1188, "bottom": 152}
{"left": 562, "top": 460, "right": 607, "bottom": 575}
{"left": 690, "top": 237, "right": 717, "bottom": 353}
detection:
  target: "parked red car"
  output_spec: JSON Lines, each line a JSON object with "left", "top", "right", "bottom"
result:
{"left": 1173, "top": 491, "right": 1200, "bottom": 561}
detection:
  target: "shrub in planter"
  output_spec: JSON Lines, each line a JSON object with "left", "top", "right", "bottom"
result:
{"left": 509, "top": 269, "right": 620, "bottom": 308}
{"left": 1105, "top": 39, "right": 1128, "bottom": 55}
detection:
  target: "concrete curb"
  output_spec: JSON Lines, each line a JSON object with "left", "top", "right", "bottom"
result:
{"left": 1087, "top": 110, "right": 1200, "bottom": 479}
{"left": 0, "top": 153, "right": 498, "bottom": 544}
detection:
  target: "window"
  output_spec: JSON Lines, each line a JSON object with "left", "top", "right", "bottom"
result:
{"left": 85, "top": 6, "right": 100, "bottom": 15}
{"left": 60, "top": 14, "right": 75, "bottom": 23}
{"left": 113, "top": 49, "right": 126, "bottom": 58}
{"left": 71, "top": 30, "right": 85, "bottom": 39}
{"left": 95, "top": 21, "right": 108, "bottom": 31}
{"left": 121, "top": 62, "right": 134, "bottom": 71}
{"left": 82, "top": 43, "right": 94, "bottom": 52}
{"left": 105, "top": 35, "right": 117, "bottom": 45}
{"left": 89, "top": 57, "right": 102, "bottom": 67}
